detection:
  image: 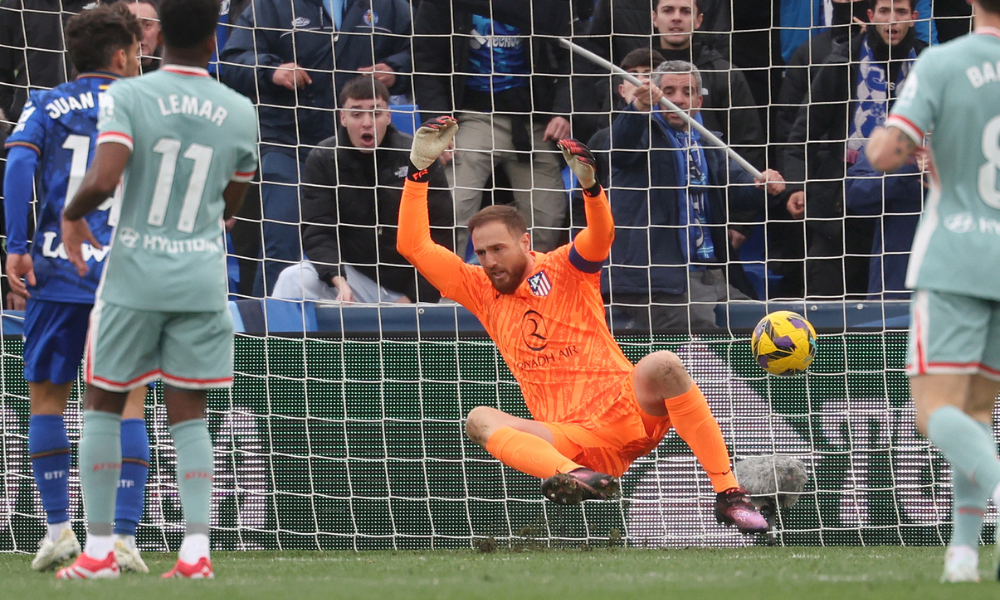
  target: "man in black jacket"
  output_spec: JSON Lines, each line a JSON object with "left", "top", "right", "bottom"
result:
{"left": 272, "top": 76, "right": 452, "bottom": 303}
{"left": 775, "top": 0, "right": 870, "bottom": 146}
{"left": 221, "top": 0, "right": 412, "bottom": 296}
{"left": 412, "top": 0, "right": 572, "bottom": 259}
{"left": 782, "top": 0, "right": 925, "bottom": 298}
{"left": 582, "top": 0, "right": 730, "bottom": 83}
{"left": 579, "top": 0, "right": 761, "bottom": 170}
{"left": 0, "top": 0, "right": 104, "bottom": 123}
{"left": 651, "top": 0, "right": 765, "bottom": 170}
{"left": 768, "top": 0, "right": 868, "bottom": 298}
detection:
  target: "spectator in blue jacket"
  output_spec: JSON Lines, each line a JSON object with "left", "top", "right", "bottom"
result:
{"left": 221, "top": 0, "right": 412, "bottom": 296}
{"left": 844, "top": 148, "right": 923, "bottom": 300}
{"left": 604, "top": 61, "right": 786, "bottom": 331}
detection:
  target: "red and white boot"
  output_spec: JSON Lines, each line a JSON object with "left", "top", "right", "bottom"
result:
{"left": 55, "top": 551, "right": 120, "bottom": 579}
{"left": 162, "top": 556, "right": 214, "bottom": 579}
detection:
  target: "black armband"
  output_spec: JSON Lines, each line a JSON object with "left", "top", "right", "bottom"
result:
{"left": 582, "top": 182, "right": 603, "bottom": 198}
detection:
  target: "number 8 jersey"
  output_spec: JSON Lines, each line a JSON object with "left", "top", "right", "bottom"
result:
{"left": 96, "top": 65, "right": 258, "bottom": 312}
{"left": 887, "top": 28, "right": 1000, "bottom": 301}
{"left": 4, "top": 74, "right": 121, "bottom": 304}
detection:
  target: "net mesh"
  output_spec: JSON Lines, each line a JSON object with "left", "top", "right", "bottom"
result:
{"left": 0, "top": 332, "right": 977, "bottom": 550}
{"left": 0, "top": 0, "right": 982, "bottom": 551}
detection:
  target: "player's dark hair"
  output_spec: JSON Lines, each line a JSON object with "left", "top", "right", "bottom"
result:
{"left": 339, "top": 75, "right": 390, "bottom": 106}
{"left": 159, "top": 0, "right": 219, "bottom": 49}
{"left": 652, "top": 0, "right": 704, "bottom": 15}
{"left": 980, "top": 0, "right": 1000, "bottom": 14}
{"left": 468, "top": 205, "right": 528, "bottom": 238}
{"left": 620, "top": 48, "right": 666, "bottom": 72}
{"left": 64, "top": 2, "right": 142, "bottom": 74}
{"left": 867, "top": 0, "right": 914, "bottom": 11}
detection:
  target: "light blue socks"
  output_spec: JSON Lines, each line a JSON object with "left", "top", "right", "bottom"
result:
{"left": 949, "top": 421, "right": 995, "bottom": 548}
{"left": 928, "top": 407, "right": 1000, "bottom": 495}
{"left": 79, "top": 410, "right": 122, "bottom": 547}
{"left": 171, "top": 419, "right": 214, "bottom": 534}
{"left": 928, "top": 407, "right": 1000, "bottom": 548}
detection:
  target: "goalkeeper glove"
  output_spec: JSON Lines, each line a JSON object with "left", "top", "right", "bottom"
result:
{"left": 557, "top": 138, "right": 598, "bottom": 191}
{"left": 410, "top": 116, "right": 458, "bottom": 173}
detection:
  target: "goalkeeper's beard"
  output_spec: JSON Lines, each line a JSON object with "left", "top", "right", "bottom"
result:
{"left": 487, "top": 254, "right": 530, "bottom": 295}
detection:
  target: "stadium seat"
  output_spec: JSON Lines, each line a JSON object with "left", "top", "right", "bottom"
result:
{"left": 390, "top": 104, "right": 419, "bottom": 137}
{"left": 0, "top": 311, "right": 25, "bottom": 336}
{"left": 736, "top": 224, "right": 783, "bottom": 299}
{"left": 231, "top": 299, "right": 318, "bottom": 333}
{"left": 314, "top": 303, "right": 485, "bottom": 334}
{"left": 721, "top": 300, "right": 910, "bottom": 331}
{"left": 228, "top": 301, "right": 245, "bottom": 333}
{"left": 226, "top": 232, "right": 240, "bottom": 299}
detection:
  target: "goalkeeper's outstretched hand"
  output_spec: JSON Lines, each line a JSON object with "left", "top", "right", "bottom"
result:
{"left": 410, "top": 116, "right": 458, "bottom": 171}
{"left": 557, "top": 138, "right": 597, "bottom": 190}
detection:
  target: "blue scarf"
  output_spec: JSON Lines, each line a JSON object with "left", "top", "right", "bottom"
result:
{"left": 322, "top": 0, "right": 344, "bottom": 29}
{"left": 655, "top": 112, "right": 715, "bottom": 267}
{"left": 846, "top": 36, "right": 917, "bottom": 163}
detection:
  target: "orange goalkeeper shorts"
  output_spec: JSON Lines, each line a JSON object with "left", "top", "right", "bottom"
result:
{"left": 541, "top": 375, "right": 672, "bottom": 478}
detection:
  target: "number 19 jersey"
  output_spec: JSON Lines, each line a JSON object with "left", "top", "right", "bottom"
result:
{"left": 887, "top": 29, "right": 1000, "bottom": 301}
{"left": 96, "top": 65, "right": 257, "bottom": 312}
{"left": 4, "top": 74, "right": 119, "bottom": 303}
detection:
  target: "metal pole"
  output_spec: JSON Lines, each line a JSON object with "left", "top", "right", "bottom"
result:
{"left": 559, "top": 37, "right": 763, "bottom": 180}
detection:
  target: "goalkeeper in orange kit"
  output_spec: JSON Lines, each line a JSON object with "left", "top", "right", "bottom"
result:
{"left": 397, "top": 117, "right": 768, "bottom": 533}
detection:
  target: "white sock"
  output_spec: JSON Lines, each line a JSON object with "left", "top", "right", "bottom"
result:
{"left": 946, "top": 544, "right": 979, "bottom": 565}
{"left": 115, "top": 534, "right": 137, "bottom": 551}
{"left": 47, "top": 521, "right": 70, "bottom": 543}
{"left": 84, "top": 534, "right": 114, "bottom": 558}
{"left": 178, "top": 533, "right": 210, "bottom": 564}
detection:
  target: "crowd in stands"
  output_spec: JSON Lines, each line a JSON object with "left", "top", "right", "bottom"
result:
{"left": 0, "top": 0, "right": 976, "bottom": 326}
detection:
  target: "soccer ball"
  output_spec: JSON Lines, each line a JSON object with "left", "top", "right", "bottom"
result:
{"left": 751, "top": 311, "right": 817, "bottom": 376}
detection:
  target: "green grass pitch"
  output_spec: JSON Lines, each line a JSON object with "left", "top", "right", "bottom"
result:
{"left": 4, "top": 547, "right": 1000, "bottom": 600}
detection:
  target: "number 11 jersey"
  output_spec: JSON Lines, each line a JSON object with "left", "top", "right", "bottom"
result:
{"left": 96, "top": 65, "right": 257, "bottom": 312}
{"left": 887, "top": 28, "right": 1000, "bottom": 301}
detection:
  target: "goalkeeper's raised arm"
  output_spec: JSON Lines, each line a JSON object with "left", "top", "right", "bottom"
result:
{"left": 557, "top": 137, "right": 614, "bottom": 265}
{"left": 397, "top": 119, "right": 615, "bottom": 303}
{"left": 396, "top": 117, "right": 470, "bottom": 301}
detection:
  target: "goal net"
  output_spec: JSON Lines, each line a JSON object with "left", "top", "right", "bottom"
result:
{"left": 0, "top": 0, "right": 980, "bottom": 551}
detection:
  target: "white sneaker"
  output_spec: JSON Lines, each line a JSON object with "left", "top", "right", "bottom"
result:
{"left": 942, "top": 546, "right": 980, "bottom": 583}
{"left": 31, "top": 527, "right": 81, "bottom": 571}
{"left": 114, "top": 538, "right": 149, "bottom": 573}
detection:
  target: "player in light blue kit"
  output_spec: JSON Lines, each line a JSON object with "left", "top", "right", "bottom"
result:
{"left": 868, "top": 0, "right": 1000, "bottom": 583}
{"left": 55, "top": 0, "right": 257, "bottom": 580}
{"left": 2, "top": 3, "right": 151, "bottom": 574}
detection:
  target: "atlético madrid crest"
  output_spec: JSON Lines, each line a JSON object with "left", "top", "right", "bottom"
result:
{"left": 527, "top": 271, "right": 551, "bottom": 297}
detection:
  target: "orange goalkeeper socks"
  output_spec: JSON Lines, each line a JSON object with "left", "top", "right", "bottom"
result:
{"left": 484, "top": 427, "right": 582, "bottom": 479}
{"left": 664, "top": 384, "right": 738, "bottom": 492}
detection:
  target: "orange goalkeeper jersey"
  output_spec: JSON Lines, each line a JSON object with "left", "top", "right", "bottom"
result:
{"left": 398, "top": 180, "right": 635, "bottom": 428}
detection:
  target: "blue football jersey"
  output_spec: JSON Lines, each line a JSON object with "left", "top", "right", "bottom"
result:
{"left": 4, "top": 73, "right": 121, "bottom": 304}
{"left": 465, "top": 16, "right": 529, "bottom": 93}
